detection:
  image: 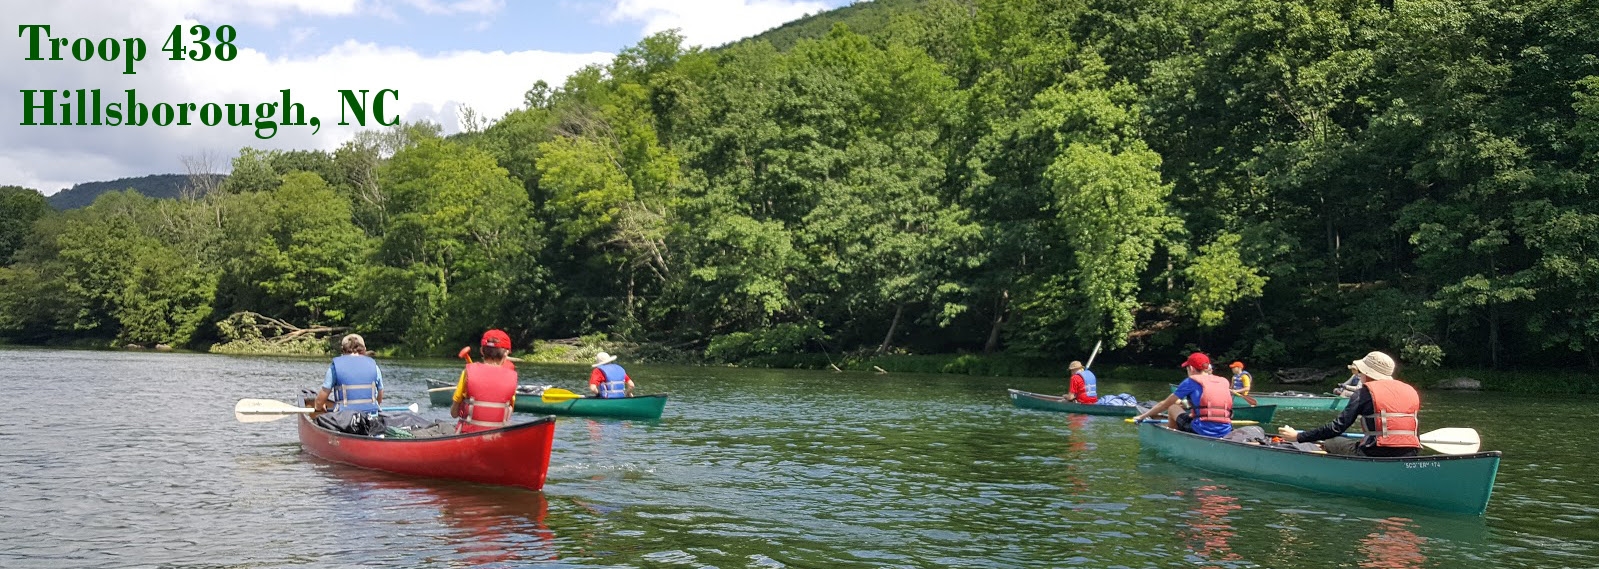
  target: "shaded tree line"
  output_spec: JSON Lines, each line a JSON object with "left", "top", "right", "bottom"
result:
{"left": 3, "top": 0, "right": 1597, "bottom": 370}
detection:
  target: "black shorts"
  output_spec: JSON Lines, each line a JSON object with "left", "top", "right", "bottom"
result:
{"left": 1173, "top": 412, "right": 1195, "bottom": 433}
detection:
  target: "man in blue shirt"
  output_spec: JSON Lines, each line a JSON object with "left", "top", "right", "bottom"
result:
{"left": 1131, "top": 352, "right": 1234, "bottom": 438}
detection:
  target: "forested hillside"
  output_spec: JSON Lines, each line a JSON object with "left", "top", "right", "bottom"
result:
{"left": 46, "top": 174, "right": 225, "bottom": 210}
{"left": 2, "top": 0, "right": 1596, "bottom": 372}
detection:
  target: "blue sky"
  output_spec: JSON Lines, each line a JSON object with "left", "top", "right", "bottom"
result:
{"left": 1, "top": 0, "right": 854, "bottom": 193}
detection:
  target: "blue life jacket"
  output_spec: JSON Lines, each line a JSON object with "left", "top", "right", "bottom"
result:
{"left": 1232, "top": 370, "right": 1252, "bottom": 391}
{"left": 596, "top": 363, "right": 629, "bottom": 399}
{"left": 1080, "top": 369, "right": 1098, "bottom": 398}
{"left": 329, "top": 355, "right": 380, "bottom": 412}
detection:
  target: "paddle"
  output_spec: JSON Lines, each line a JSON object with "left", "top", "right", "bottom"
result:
{"left": 541, "top": 387, "right": 583, "bottom": 403}
{"left": 1127, "top": 418, "right": 1259, "bottom": 426}
{"left": 234, "top": 399, "right": 418, "bottom": 423}
{"left": 1084, "top": 339, "right": 1103, "bottom": 370}
{"left": 1341, "top": 427, "right": 1481, "bottom": 455}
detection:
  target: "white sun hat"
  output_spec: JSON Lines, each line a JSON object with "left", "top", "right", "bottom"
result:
{"left": 592, "top": 351, "right": 619, "bottom": 367}
{"left": 1350, "top": 351, "right": 1396, "bottom": 381}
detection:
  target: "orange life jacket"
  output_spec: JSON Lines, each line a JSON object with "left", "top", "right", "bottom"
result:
{"left": 1363, "top": 379, "right": 1420, "bottom": 448}
{"left": 1190, "top": 373, "right": 1233, "bottom": 424}
{"left": 460, "top": 362, "right": 518, "bottom": 433}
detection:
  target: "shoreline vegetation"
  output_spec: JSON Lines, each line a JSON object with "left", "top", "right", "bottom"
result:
{"left": 10, "top": 337, "right": 1590, "bottom": 395}
{"left": 5, "top": 1, "right": 1599, "bottom": 384}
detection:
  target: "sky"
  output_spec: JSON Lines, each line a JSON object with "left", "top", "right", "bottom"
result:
{"left": 1, "top": 0, "right": 851, "bottom": 195}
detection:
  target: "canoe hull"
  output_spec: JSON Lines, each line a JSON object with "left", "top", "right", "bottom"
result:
{"left": 297, "top": 414, "right": 556, "bottom": 491}
{"left": 429, "top": 379, "right": 667, "bottom": 419}
{"left": 1138, "top": 422, "right": 1500, "bottom": 515}
{"left": 1008, "top": 389, "right": 1276, "bottom": 422}
{"left": 1237, "top": 393, "right": 1350, "bottom": 410}
{"left": 515, "top": 394, "right": 667, "bottom": 419}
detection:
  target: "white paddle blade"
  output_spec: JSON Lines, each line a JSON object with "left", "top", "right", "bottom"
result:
{"left": 1419, "top": 427, "right": 1481, "bottom": 446}
{"left": 1421, "top": 440, "right": 1481, "bottom": 455}
{"left": 1418, "top": 427, "right": 1482, "bottom": 455}
{"left": 234, "top": 411, "right": 299, "bottom": 423}
{"left": 234, "top": 398, "right": 314, "bottom": 416}
{"left": 406, "top": 403, "right": 419, "bottom": 413}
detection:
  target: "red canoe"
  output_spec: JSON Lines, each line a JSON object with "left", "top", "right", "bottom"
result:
{"left": 297, "top": 414, "right": 557, "bottom": 491}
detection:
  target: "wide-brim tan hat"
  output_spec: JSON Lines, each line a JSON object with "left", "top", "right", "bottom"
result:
{"left": 1068, "top": 360, "right": 1084, "bottom": 371}
{"left": 1351, "top": 351, "right": 1395, "bottom": 380}
{"left": 592, "top": 351, "right": 619, "bottom": 367}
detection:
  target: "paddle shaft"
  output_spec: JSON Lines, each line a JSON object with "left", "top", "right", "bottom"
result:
{"left": 1084, "top": 340, "right": 1103, "bottom": 370}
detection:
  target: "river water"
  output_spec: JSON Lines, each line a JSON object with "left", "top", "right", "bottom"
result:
{"left": 0, "top": 347, "right": 1594, "bottom": 568}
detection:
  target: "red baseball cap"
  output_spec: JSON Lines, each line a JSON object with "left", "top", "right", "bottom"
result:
{"left": 1180, "top": 352, "right": 1211, "bottom": 370}
{"left": 481, "top": 329, "right": 512, "bottom": 350}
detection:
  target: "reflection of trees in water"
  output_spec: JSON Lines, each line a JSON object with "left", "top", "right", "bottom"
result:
{"left": 1179, "top": 484, "right": 1242, "bottom": 567}
{"left": 1359, "top": 517, "right": 1426, "bottom": 569}
{"left": 318, "top": 466, "right": 558, "bottom": 565}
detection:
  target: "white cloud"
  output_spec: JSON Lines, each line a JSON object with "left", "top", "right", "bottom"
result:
{"left": 608, "top": 0, "right": 830, "bottom": 48}
{"left": 0, "top": 1, "right": 609, "bottom": 194}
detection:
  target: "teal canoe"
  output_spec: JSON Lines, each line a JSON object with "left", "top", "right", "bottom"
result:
{"left": 1169, "top": 385, "right": 1351, "bottom": 410}
{"left": 1008, "top": 389, "right": 1277, "bottom": 423}
{"left": 428, "top": 379, "right": 667, "bottom": 419}
{"left": 1137, "top": 422, "right": 1501, "bottom": 515}
{"left": 1237, "top": 392, "right": 1350, "bottom": 410}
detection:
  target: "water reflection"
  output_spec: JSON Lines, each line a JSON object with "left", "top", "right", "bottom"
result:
{"left": 1358, "top": 517, "right": 1426, "bottom": 569}
{"left": 1179, "top": 483, "right": 1243, "bottom": 568}
{"left": 314, "top": 464, "right": 558, "bottom": 566}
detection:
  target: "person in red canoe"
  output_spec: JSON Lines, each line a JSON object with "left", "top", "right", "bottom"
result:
{"left": 588, "top": 351, "right": 635, "bottom": 399}
{"left": 450, "top": 330, "right": 519, "bottom": 433}
{"left": 313, "top": 333, "right": 383, "bottom": 413}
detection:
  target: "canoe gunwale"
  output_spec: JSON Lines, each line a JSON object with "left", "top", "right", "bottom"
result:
{"left": 299, "top": 411, "right": 556, "bottom": 443}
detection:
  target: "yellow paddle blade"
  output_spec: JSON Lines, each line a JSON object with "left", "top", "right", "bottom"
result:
{"left": 542, "top": 387, "right": 583, "bottom": 403}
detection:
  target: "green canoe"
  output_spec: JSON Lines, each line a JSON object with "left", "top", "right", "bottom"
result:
{"left": 1137, "top": 422, "right": 1501, "bottom": 515}
{"left": 1169, "top": 385, "right": 1351, "bottom": 410}
{"left": 428, "top": 379, "right": 667, "bottom": 419}
{"left": 1008, "top": 389, "right": 1277, "bottom": 423}
{"left": 1237, "top": 392, "right": 1350, "bottom": 410}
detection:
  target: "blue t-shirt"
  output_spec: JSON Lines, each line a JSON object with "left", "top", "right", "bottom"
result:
{"left": 1172, "top": 378, "right": 1232, "bottom": 438}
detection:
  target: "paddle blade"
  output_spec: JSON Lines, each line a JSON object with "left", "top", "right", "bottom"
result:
{"left": 1420, "top": 427, "right": 1482, "bottom": 455}
{"left": 1343, "top": 428, "right": 1482, "bottom": 455}
{"left": 542, "top": 387, "right": 583, "bottom": 403}
{"left": 234, "top": 398, "right": 313, "bottom": 423}
{"left": 457, "top": 346, "right": 472, "bottom": 360}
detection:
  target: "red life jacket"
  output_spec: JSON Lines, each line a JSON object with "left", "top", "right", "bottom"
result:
{"left": 460, "top": 363, "right": 518, "bottom": 433}
{"left": 1364, "top": 379, "right": 1420, "bottom": 448}
{"left": 1190, "top": 373, "right": 1233, "bottom": 424}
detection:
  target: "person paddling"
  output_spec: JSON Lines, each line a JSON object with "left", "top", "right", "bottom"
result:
{"left": 314, "top": 334, "right": 383, "bottom": 413}
{"left": 588, "top": 351, "right": 635, "bottom": 399}
{"left": 1132, "top": 352, "right": 1233, "bottom": 438}
{"left": 1278, "top": 351, "right": 1421, "bottom": 457}
{"left": 450, "top": 330, "right": 519, "bottom": 433}
{"left": 1064, "top": 360, "right": 1098, "bottom": 404}
{"left": 1229, "top": 361, "right": 1253, "bottom": 396}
